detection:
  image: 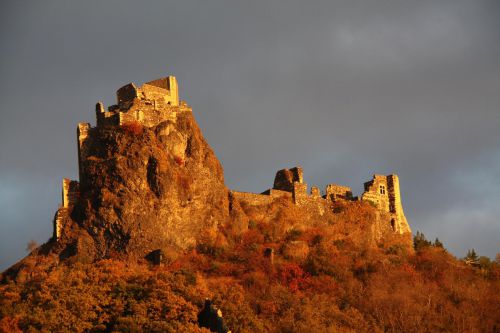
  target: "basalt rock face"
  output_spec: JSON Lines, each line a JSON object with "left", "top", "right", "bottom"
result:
{"left": 60, "top": 107, "right": 229, "bottom": 261}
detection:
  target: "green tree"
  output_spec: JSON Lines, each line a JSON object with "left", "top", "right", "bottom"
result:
{"left": 433, "top": 238, "right": 443, "bottom": 248}
{"left": 464, "top": 248, "right": 479, "bottom": 265}
{"left": 413, "top": 231, "right": 431, "bottom": 251}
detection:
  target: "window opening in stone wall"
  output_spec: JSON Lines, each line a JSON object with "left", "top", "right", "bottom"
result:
{"left": 390, "top": 219, "right": 395, "bottom": 231}
{"left": 379, "top": 185, "right": 385, "bottom": 194}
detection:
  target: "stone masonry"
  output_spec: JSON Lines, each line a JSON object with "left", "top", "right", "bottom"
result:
{"left": 62, "top": 178, "right": 79, "bottom": 208}
{"left": 95, "top": 76, "right": 185, "bottom": 129}
{"left": 231, "top": 166, "right": 411, "bottom": 235}
{"left": 325, "top": 184, "right": 353, "bottom": 201}
{"left": 77, "top": 76, "right": 190, "bottom": 184}
{"left": 53, "top": 178, "right": 80, "bottom": 241}
{"left": 58, "top": 76, "right": 191, "bottom": 242}
{"left": 273, "top": 167, "right": 303, "bottom": 192}
{"left": 52, "top": 74, "right": 412, "bottom": 256}
{"left": 51, "top": 74, "right": 233, "bottom": 260}
{"left": 361, "top": 174, "right": 411, "bottom": 234}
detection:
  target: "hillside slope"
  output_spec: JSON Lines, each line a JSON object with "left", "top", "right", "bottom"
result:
{"left": 1, "top": 75, "right": 498, "bottom": 332}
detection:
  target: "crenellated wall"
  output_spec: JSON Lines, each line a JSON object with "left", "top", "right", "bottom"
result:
{"left": 57, "top": 76, "right": 412, "bottom": 249}
{"left": 232, "top": 166, "right": 411, "bottom": 236}
{"left": 79, "top": 76, "right": 190, "bottom": 189}
{"left": 325, "top": 184, "right": 353, "bottom": 201}
{"left": 116, "top": 76, "right": 179, "bottom": 108}
{"left": 96, "top": 76, "right": 186, "bottom": 129}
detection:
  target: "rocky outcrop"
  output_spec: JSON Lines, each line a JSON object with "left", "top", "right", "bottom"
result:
{"left": 43, "top": 75, "right": 412, "bottom": 264}
{"left": 53, "top": 78, "right": 230, "bottom": 261}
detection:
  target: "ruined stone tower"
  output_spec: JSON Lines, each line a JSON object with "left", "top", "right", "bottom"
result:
{"left": 57, "top": 76, "right": 186, "bottom": 241}
{"left": 232, "top": 165, "right": 411, "bottom": 236}
{"left": 361, "top": 174, "right": 410, "bottom": 234}
{"left": 94, "top": 75, "right": 181, "bottom": 129}
{"left": 77, "top": 75, "right": 187, "bottom": 183}
{"left": 49, "top": 74, "right": 412, "bottom": 260}
{"left": 51, "top": 75, "right": 230, "bottom": 258}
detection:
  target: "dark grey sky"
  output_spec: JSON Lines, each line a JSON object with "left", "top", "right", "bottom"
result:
{"left": 1, "top": 0, "right": 499, "bottom": 270}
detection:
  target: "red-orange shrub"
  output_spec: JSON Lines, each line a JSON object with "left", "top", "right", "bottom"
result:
{"left": 121, "top": 121, "right": 143, "bottom": 135}
{"left": 174, "top": 155, "right": 184, "bottom": 166}
{"left": 0, "top": 316, "right": 22, "bottom": 333}
{"left": 278, "top": 263, "right": 310, "bottom": 292}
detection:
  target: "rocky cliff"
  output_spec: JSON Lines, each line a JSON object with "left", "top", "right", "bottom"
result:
{"left": 2, "top": 76, "right": 497, "bottom": 333}
{"left": 39, "top": 75, "right": 411, "bottom": 264}
{"left": 52, "top": 77, "right": 230, "bottom": 262}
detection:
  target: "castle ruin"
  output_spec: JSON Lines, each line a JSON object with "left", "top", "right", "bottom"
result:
{"left": 232, "top": 166, "right": 411, "bottom": 235}
{"left": 53, "top": 76, "right": 189, "bottom": 241}
{"left": 96, "top": 76, "right": 182, "bottom": 128}
{"left": 52, "top": 75, "right": 411, "bottom": 242}
{"left": 361, "top": 174, "right": 410, "bottom": 234}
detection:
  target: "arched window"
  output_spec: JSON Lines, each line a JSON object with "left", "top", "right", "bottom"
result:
{"left": 379, "top": 185, "right": 386, "bottom": 195}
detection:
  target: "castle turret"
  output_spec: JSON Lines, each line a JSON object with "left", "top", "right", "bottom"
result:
{"left": 142, "top": 76, "right": 179, "bottom": 106}
{"left": 91, "top": 75, "right": 185, "bottom": 128}
{"left": 273, "top": 166, "right": 303, "bottom": 192}
{"left": 273, "top": 166, "right": 308, "bottom": 204}
{"left": 53, "top": 178, "right": 80, "bottom": 241}
{"left": 361, "top": 174, "right": 411, "bottom": 234}
{"left": 77, "top": 122, "right": 91, "bottom": 182}
{"left": 116, "top": 76, "right": 179, "bottom": 107}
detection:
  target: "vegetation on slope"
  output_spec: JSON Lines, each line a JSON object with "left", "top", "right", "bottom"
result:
{"left": 1, "top": 202, "right": 499, "bottom": 332}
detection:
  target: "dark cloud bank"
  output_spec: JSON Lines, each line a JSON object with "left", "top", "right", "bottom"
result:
{"left": 1, "top": 0, "right": 499, "bottom": 269}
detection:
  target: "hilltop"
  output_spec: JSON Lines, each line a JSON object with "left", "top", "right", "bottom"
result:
{"left": 7, "top": 75, "right": 411, "bottom": 266}
{"left": 1, "top": 76, "right": 498, "bottom": 332}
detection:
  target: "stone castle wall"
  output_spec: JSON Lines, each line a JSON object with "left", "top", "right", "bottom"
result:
{"left": 292, "top": 182, "right": 308, "bottom": 205}
{"left": 54, "top": 75, "right": 412, "bottom": 250}
{"left": 231, "top": 191, "right": 275, "bottom": 206}
{"left": 273, "top": 167, "right": 303, "bottom": 192}
{"left": 116, "top": 83, "right": 139, "bottom": 106}
{"left": 57, "top": 76, "right": 186, "bottom": 244}
{"left": 54, "top": 178, "right": 80, "bottom": 241}
{"left": 233, "top": 167, "right": 329, "bottom": 217}
{"left": 386, "top": 174, "right": 411, "bottom": 233}
{"left": 325, "top": 184, "right": 353, "bottom": 201}
{"left": 231, "top": 189, "right": 293, "bottom": 207}
{"left": 53, "top": 208, "right": 67, "bottom": 241}
{"left": 232, "top": 166, "right": 411, "bottom": 235}
{"left": 116, "top": 76, "right": 179, "bottom": 107}
{"left": 142, "top": 76, "right": 179, "bottom": 106}
{"left": 362, "top": 175, "right": 390, "bottom": 211}
{"left": 62, "top": 178, "right": 79, "bottom": 208}
{"left": 96, "top": 76, "right": 185, "bottom": 129}
{"left": 361, "top": 174, "right": 410, "bottom": 234}
{"left": 77, "top": 123, "right": 91, "bottom": 183}
{"left": 79, "top": 76, "right": 189, "bottom": 187}
{"left": 310, "top": 186, "right": 321, "bottom": 198}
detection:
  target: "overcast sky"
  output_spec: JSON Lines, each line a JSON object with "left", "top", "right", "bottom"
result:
{"left": 1, "top": 0, "right": 499, "bottom": 270}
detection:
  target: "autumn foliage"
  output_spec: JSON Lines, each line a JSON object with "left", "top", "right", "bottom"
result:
{"left": 1, "top": 223, "right": 499, "bottom": 332}
{"left": 121, "top": 121, "right": 143, "bottom": 135}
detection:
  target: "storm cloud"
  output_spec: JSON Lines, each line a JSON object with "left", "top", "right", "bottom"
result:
{"left": 1, "top": 0, "right": 499, "bottom": 269}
